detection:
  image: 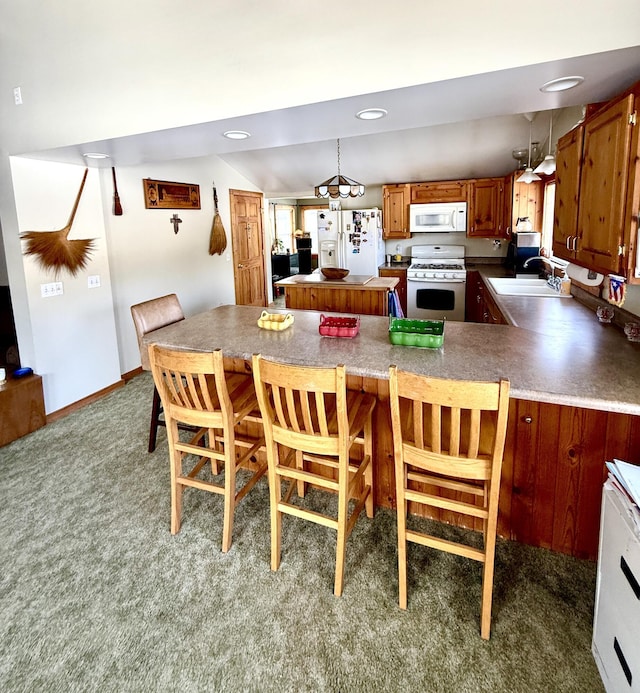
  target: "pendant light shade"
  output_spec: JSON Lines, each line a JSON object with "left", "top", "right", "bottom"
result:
{"left": 315, "top": 139, "right": 365, "bottom": 199}
{"left": 516, "top": 117, "right": 541, "bottom": 184}
{"left": 534, "top": 110, "right": 557, "bottom": 175}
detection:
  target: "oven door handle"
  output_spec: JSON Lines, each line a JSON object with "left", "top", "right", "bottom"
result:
{"left": 407, "top": 278, "right": 466, "bottom": 283}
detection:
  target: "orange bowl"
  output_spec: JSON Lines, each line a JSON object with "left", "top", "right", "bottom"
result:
{"left": 321, "top": 267, "right": 349, "bottom": 280}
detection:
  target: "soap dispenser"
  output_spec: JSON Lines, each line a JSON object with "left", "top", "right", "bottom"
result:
{"left": 394, "top": 244, "right": 402, "bottom": 263}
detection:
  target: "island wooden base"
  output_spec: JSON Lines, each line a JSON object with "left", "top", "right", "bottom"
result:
{"left": 276, "top": 276, "right": 398, "bottom": 316}
{"left": 227, "top": 356, "right": 639, "bottom": 562}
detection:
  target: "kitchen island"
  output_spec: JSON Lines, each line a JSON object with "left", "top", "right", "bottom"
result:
{"left": 145, "top": 303, "right": 640, "bottom": 560}
{"left": 275, "top": 273, "right": 398, "bottom": 316}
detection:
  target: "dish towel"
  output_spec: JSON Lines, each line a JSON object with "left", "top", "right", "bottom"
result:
{"left": 388, "top": 290, "right": 404, "bottom": 318}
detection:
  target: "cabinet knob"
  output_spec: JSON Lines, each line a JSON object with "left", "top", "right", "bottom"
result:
{"left": 522, "top": 415, "right": 533, "bottom": 424}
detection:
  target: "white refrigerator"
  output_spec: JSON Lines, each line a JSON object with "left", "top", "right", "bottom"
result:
{"left": 317, "top": 208, "right": 384, "bottom": 276}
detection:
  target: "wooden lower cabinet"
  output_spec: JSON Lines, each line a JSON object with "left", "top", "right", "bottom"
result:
{"left": 465, "top": 271, "right": 506, "bottom": 324}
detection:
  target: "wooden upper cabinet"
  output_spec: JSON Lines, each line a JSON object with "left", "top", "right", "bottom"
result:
{"left": 467, "top": 177, "right": 505, "bottom": 238}
{"left": 410, "top": 180, "right": 468, "bottom": 203}
{"left": 576, "top": 94, "right": 634, "bottom": 274}
{"left": 552, "top": 91, "right": 637, "bottom": 276}
{"left": 506, "top": 172, "right": 544, "bottom": 235}
{"left": 382, "top": 184, "right": 410, "bottom": 239}
{"left": 552, "top": 125, "right": 584, "bottom": 261}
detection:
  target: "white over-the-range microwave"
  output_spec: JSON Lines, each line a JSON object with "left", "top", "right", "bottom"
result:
{"left": 409, "top": 202, "right": 467, "bottom": 233}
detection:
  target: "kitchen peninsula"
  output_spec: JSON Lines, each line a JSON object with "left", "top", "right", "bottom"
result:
{"left": 275, "top": 273, "right": 398, "bottom": 316}
{"left": 145, "top": 303, "right": 640, "bottom": 561}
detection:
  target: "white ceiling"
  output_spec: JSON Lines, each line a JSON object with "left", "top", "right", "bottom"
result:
{"left": 21, "top": 46, "right": 640, "bottom": 198}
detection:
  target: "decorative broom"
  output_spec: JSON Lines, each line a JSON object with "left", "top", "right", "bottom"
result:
{"left": 208, "top": 183, "right": 227, "bottom": 255}
{"left": 21, "top": 168, "right": 96, "bottom": 276}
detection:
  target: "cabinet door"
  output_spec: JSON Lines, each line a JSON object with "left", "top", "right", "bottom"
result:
{"left": 552, "top": 126, "right": 583, "bottom": 261}
{"left": 511, "top": 175, "right": 544, "bottom": 233}
{"left": 464, "top": 271, "right": 484, "bottom": 322}
{"left": 468, "top": 178, "right": 504, "bottom": 238}
{"left": 410, "top": 180, "right": 468, "bottom": 203}
{"left": 382, "top": 184, "right": 410, "bottom": 239}
{"left": 576, "top": 94, "right": 634, "bottom": 275}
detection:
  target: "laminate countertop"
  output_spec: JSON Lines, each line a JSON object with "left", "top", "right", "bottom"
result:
{"left": 144, "top": 299, "right": 640, "bottom": 417}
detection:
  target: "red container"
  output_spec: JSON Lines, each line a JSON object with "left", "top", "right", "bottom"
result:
{"left": 318, "top": 314, "right": 360, "bottom": 338}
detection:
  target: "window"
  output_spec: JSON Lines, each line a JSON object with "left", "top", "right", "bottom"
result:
{"left": 541, "top": 180, "right": 555, "bottom": 255}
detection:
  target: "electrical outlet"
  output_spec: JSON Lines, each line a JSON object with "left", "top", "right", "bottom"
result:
{"left": 88, "top": 275, "right": 101, "bottom": 288}
{"left": 41, "top": 282, "right": 63, "bottom": 297}
{"left": 13, "top": 87, "right": 22, "bottom": 105}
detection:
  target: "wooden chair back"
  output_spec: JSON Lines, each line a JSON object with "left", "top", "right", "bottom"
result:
{"left": 252, "top": 356, "right": 349, "bottom": 458}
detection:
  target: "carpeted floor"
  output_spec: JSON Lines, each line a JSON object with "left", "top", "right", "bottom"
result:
{"left": 0, "top": 373, "right": 604, "bottom": 692}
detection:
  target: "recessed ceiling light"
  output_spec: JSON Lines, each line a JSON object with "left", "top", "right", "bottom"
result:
{"left": 540, "top": 76, "right": 585, "bottom": 93}
{"left": 82, "top": 152, "right": 110, "bottom": 159}
{"left": 356, "top": 108, "right": 388, "bottom": 120}
{"left": 223, "top": 130, "right": 251, "bottom": 140}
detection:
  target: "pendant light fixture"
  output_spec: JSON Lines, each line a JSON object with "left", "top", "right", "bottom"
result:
{"left": 315, "top": 138, "right": 365, "bottom": 199}
{"left": 534, "top": 110, "right": 556, "bottom": 175}
{"left": 516, "top": 114, "right": 541, "bottom": 184}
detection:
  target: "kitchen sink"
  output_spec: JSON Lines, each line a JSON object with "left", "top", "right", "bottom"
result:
{"left": 486, "top": 277, "right": 572, "bottom": 298}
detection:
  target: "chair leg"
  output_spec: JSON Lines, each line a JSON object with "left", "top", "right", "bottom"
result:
{"left": 364, "top": 415, "right": 374, "bottom": 518}
{"left": 396, "top": 474, "right": 408, "bottom": 609}
{"left": 295, "top": 449, "right": 307, "bottom": 497}
{"left": 334, "top": 474, "right": 350, "bottom": 597}
{"left": 480, "top": 524, "right": 498, "bottom": 639}
{"left": 148, "top": 386, "right": 162, "bottom": 453}
{"left": 170, "top": 434, "right": 183, "bottom": 535}
{"left": 270, "top": 444, "right": 282, "bottom": 571}
{"left": 221, "top": 438, "right": 236, "bottom": 553}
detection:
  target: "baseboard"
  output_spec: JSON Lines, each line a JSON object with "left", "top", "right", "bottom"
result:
{"left": 122, "top": 366, "right": 143, "bottom": 382}
{"left": 46, "top": 379, "right": 126, "bottom": 423}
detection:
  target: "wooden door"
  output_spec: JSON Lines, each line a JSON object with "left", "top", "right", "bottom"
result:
{"left": 230, "top": 189, "right": 266, "bottom": 307}
{"left": 576, "top": 94, "right": 634, "bottom": 275}
{"left": 552, "top": 126, "right": 583, "bottom": 261}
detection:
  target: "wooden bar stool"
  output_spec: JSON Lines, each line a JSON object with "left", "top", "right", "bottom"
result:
{"left": 131, "top": 293, "right": 186, "bottom": 452}
{"left": 252, "top": 354, "right": 376, "bottom": 596}
{"left": 389, "top": 366, "right": 510, "bottom": 639}
{"left": 149, "top": 345, "right": 266, "bottom": 552}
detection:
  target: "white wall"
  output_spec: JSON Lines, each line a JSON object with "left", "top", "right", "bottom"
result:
{"left": 104, "top": 155, "right": 261, "bottom": 375}
{"left": 8, "top": 154, "right": 261, "bottom": 413}
{"left": 10, "top": 159, "right": 121, "bottom": 413}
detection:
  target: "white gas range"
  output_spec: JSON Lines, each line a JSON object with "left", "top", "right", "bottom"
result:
{"left": 406, "top": 244, "right": 467, "bottom": 321}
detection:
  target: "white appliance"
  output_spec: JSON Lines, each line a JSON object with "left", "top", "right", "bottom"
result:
{"left": 407, "top": 244, "right": 466, "bottom": 321}
{"left": 317, "top": 208, "right": 385, "bottom": 276}
{"left": 409, "top": 202, "right": 467, "bottom": 233}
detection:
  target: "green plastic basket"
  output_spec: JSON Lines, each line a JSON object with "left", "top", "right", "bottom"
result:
{"left": 388, "top": 317, "right": 445, "bottom": 348}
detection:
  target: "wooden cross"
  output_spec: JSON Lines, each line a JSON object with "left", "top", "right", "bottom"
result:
{"left": 170, "top": 214, "right": 182, "bottom": 234}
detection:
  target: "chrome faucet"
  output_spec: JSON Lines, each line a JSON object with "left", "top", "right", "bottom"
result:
{"left": 522, "top": 255, "right": 568, "bottom": 292}
{"left": 522, "top": 255, "right": 554, "bottom": 273}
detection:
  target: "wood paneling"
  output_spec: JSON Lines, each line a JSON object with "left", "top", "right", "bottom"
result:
{"left": 283, "top": 285, "right": 390, "bottom": 316}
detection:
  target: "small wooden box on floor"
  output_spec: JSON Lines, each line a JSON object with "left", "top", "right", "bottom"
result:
{"left": 0, "top": 373, "right": 46, "bottom": 446}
